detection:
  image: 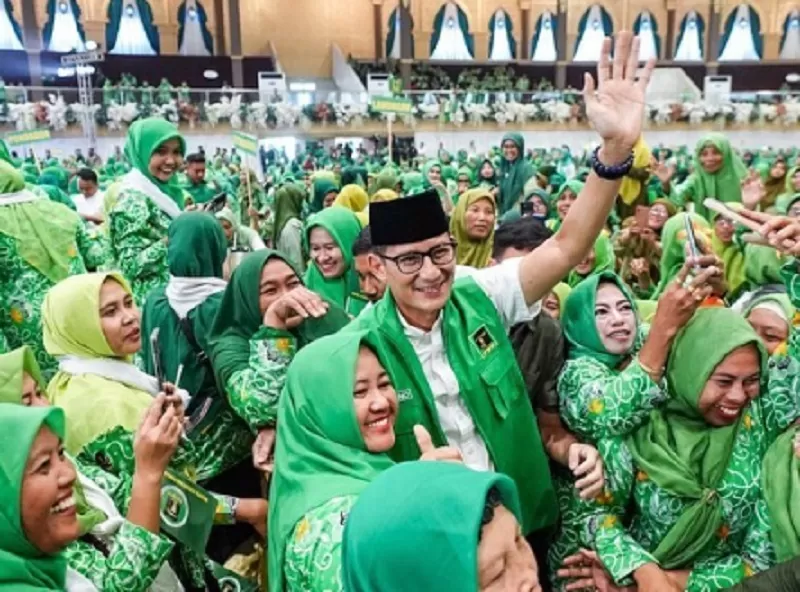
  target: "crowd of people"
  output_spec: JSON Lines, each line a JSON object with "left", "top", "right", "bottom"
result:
{"left": 2, "top": 32, "right": 800, "bottom": 592}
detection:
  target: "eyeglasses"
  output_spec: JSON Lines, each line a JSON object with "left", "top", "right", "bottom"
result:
{"left": 380, "top": 241, "right": 457, "bottom": 274}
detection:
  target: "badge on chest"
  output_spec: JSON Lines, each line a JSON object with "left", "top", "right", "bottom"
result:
{"left": 470, "top": 325, "right": 496, "bottom": 358}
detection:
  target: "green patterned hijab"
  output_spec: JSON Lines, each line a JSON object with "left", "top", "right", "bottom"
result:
{"left": 562, "top": 272, "right": 638, "bottom": 368}
{"left": 342, "top": 461, "right": 522, "bottom": 592}
{"left": 124, "top": 117, "right": 187, "bottom": 207}
{"left": 0, "top": 404, "right": 67, "bottom": 591}
{"left": 267, "top": 330, "right": 395, "bottom": 592}
{"left": 627, "top": 308, "right": 766, "bottom": 569}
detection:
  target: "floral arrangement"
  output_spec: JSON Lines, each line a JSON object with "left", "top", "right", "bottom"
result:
{"left": 3, "top": 94, "right": 800, "bottom": 133}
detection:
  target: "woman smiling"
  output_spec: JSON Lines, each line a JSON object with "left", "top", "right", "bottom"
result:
{"left": 450, "top": 188, "right": 497, "bottom": 268}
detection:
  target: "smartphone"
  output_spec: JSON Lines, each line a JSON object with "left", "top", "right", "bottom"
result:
{"left": 683, "top": 214, "right": 702, "bottom": 271}
{"left": 201, "top": 192, "right": 228, "bottom": 214}
{"left": 149, "top": 328, "right": 165, "bottom": 391}
{"left": 520, "top": 201, "right": 535, "bottom": 217}
{"left": 635, "top": 206, "right": 650, "bottom": 229}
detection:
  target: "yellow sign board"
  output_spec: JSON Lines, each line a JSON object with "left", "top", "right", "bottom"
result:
{"left": 232, "top": 131, "right": 259, "bottom": 156}
{"left": 5, "top": 129, "right": 52, "bottom": 146}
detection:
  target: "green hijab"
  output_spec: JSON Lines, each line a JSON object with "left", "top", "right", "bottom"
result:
{"left": 710, "top": 213, "right": 746, "bottom": 298}
{"left": 762, "top": 426, "right": 800, "bottom": 561}
{"left": 267, "top": 330, "right": 395, "bottom": 592}
{"left": 373, "top": 168, "right": 399, "bottom": 195}
{"left": 687, "top": 134, "right": 748, "bottom": 218}
{"left": 566, "top": 233, "right": 614, "bottom": 287}
{"left": 497, "top": 133, "right": 535, "bottom": 215}
{"left": 342, "top": 461, "right": 522, "bottom": 592}
{"left": 140, "top": 213, "right": 228, "bottom": 398}
{"left": 0, "top": 161, "right": 79, "bottom": 284}
{"left": 653, "top": 213, "right": 712, "bottom": 298}
{"left": 303, "top": 206, "right": 366, "bottom": 316}
{"left": 627, "top": 308, "right": 766, "bottom": 568}
{"left": 124, "top": 117, "right": 187, "bottom": 208}
{"left": 0, "top": 139, "right": 12, "bottom": 166}
{"left": 0, "top": 404, "right": 67, "bottom": 591}
{"left": 310, "top": 177, "right": 339, "bottom": 213}
{"left": 207, "top": 249, "right": 350, "bottom": 390}
{"left": 562, "top": 272, "right": 638, "bottom": 368}
{"left": 554, "top": 179, "right": 585, "bottom": 221}
{"left": 450, "top": 188, "right": 496, "bottom": 268}
{"left": 271, "top": 183, "right": 304, "bottom": 246}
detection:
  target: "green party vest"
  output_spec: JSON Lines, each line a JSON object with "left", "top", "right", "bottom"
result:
{"left": 349, "top": 277, "right": 558, "bottom": 534}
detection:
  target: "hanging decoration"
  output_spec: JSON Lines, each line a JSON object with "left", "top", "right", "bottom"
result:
{"left": 43, "top": 0, "right": 87, "bottom": 52}
{"left": 632, "top": 11, "right": 660, "bottom": 62}
{"left": 674, "top": 10, "right": 704, "bottom": 61}
{"left": 573, "top": 4, "right": 612, "bottom": 62}
{"left": 780, "top": 10, "right": 800, "bottom": 60}
{"left": 178, "top": 0, "right": 213, "bottom": 56}
{"left": 106, "top": 0, "right": 160, "bottom": 55}
{"left": 0, "top": 0, "right": 24, "bottom": 50}
{"left": 531, "top": 11, "right": 557, "bottom": 62}
{"left": 718, "top": 4, "right": 762, "bottom": 62}
{"left": 429, "top": 2, "right": 474, "bottom": 60}
{"left": 488, "top": 9, "right": 515, "bottom": 61}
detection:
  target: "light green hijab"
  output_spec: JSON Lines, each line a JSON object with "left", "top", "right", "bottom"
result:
{"left": 267, "top": 330, "right": 395, "bottom": 592}
{"left": 124, "top": 117, "right": 187, "bottom": 208}
{"left": 627, "top": 308, "right": 766, "bottom": 568}
{"left": 303, "top": 206, "right": 366, "bottom": 316}
{"left": 562, "top": 272, "right": 638, "bottom": 368}
{"left": 686, "top": 133, "right": 748, "bottom": 218}
{"left": 0, "top": 403, "right": 67, "bottom": 591}
{"left": 762, "top": 426, "right": 800, "bottom": 561}
{"left": 342, "top": 461, "right": 522, "bottom": 592}
{"left": 566, "top": 234, "right": 614, "bottom": 287}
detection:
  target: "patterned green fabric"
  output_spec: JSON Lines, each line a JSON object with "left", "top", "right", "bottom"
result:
{"left": 762, "top": 426, "right": 800, "bottom": 561}
{"left": 124, "top": 117, "right": 186, "bottom": 208}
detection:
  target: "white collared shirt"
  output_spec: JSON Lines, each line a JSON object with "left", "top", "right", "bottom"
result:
{"left": 71, "top": 189, "right": 105, "bottom": 219}
{"left": 397, "top": 257, "right": 540, "bottom": 470}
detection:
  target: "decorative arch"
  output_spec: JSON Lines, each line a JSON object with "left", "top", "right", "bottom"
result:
{"left": 632, "top": 10, "right": 660, "bottom": 61}
{"left": 488, "top": 8, "right": 516, "bottom": 60}
{"left": 780, "top": 9, "right": 800, "bottom": 60}
{"left": 0, "top": 0, "right": 24, "bottom": 50}
{"left": 386, "top": 4, "right": 415, "bottom": 59}
{"left": 573, "top": 4, "right": 613, "bottom": 62}
{"left": 530, "top": 10, "right": 557, "bottom": 62}
{"left": 106, "top": 0, "right": 160, "bottom": 55}
{"left": 674, "top": 10, "right": 704, "bottom": 61}
{"left": 429, "top": 2, "right": 474, "bottom": 60}
{"left": 43, "top": 0, "right": 86, "bottom": 52}
{"left": 178, "top": 0, "right": 213, "bottom": 55}
{"left": 718, "top": 3, "right": 762, "bottom": 61}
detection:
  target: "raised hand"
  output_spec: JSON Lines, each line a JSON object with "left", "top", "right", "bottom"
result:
{"left": 741, "top": 173, "right": 766, "bottom": 210}
{"left": 414, "top": 425, "right": 462, "bottom": 463}
{"left": 739, "top": 209, "right": 800, "bottom": 256}
{"left": 651, "top": 161, "right": 675, "bottom": 185}
{"left": 584, "top": 32, "right": 656, "bottom": 162}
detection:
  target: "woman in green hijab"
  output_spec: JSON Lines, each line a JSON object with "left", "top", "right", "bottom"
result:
{"left": 652, "top": 212, "right": 715, "bottom": 298}
{"left": 342, "top": 461, "right": 535, "bottom": 591}
{"left": 0, "top": 348, "right": 194, "bottom": 592}
{"left": 547, "top": 179, "right": 583, "bottom": 233}
{"left": 742, "top": 291, "right": 795, "bottom": 356}
{"left": 235, "top": 166, "right": 269, "bottom": 231}
{"left": 660, "top": 133, "right": 748, "bottom": 219}
{"left": 566, "top": 234, "right": 614, "bottom": 287}
{"left": 449, "top": 188, "right": 496, "bottom": 268}
{"left": 215, "top": 207, "right": 266, "bottom": 252}
{"left": 37, "top": 167, "right": 77, "bottom": 211}
{"left": 271, "top": 183, "right": 306, "bottom": 272}
{"left": 310, "top": 177, "right": 339, "bottom": 213}
{"left": 0, "top": 161, "right": 103, "bottom": 380}
{"left": 497, "top": 133, "right": 535, "bottom": 215}
{"left": 569, "top": 306, "right": 800, "bottom": 590}
{"left": 106, "top": 117, "right": 187, "bottom": 306}
{"left": 551, "top": 270, "right": 701, "bottom": 590}
{"left": 207, "top": 249, "right": 350, "bottom": 473}
{"left": 711, "top": 212, "right": 747, "bottom": 299}
{"left": 304, "top": 206, "right": 367, "bottom": 316}
{"left": 268, "top": 330, "right": 402, "bottom": 592}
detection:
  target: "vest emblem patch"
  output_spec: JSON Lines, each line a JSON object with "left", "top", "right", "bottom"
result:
{"left": 471, "top": 326, "right": 496, "bottom": 357}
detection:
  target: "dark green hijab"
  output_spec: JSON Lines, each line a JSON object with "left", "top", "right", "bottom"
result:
{"left": 497, "top": 133, "right": 535, "bottom": 215}
{"left": 310, "top": 178, "right": 339, "bottom": 213}
{"left": 271, "top": 183, "right": 304, "bottom": 246}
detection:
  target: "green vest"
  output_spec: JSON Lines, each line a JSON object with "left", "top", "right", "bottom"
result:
{"left": 348, "top": 277, "right": 558, "bottom": 534}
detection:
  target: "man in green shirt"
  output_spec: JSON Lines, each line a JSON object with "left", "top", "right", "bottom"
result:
{"left": 182, "top": 152, "right": 218, "bottom": 206}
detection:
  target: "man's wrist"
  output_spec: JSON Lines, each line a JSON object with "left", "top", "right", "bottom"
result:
{"left": 599, "top": 141, "right": 633, "bottom": 166}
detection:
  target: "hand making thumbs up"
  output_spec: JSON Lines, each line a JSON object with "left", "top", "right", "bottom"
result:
{"left": 414, "top": 425, "right": 463, "bottom": 463}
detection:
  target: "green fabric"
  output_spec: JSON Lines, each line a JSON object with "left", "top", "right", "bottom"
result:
{"left": 744, "top": 244, "right": 785, "bottom": 288}
{"left": 310, "top": 178, "right": 338, "bottom": 213}
{"left": 271, "top": 183, "right": 304, "bottom": 246}
{"left": 0, "top": 161, "right": 77, "bottom": 284}
{"left": 140, "top": 213, "right": 227, "bottom": 398}
{"left": 711, "top": 218, "right": 746, "bottom": 297}
{"left": 124, "top": 117, "right": 186, "bottom": 208}
{"left": 181, "top": 179, "right": 217, "bottom": 205}
{"left": 0, "top": 139, "right": 12, "bottom": 166}
{"left": 552, "top": 282, "right": 571, "bottom": 314}
{"left": 42, "top": 272, "right": 154, "bottom": 454}
{"left": 762, "top": 426, "right": 800, "bottom": 562}
{"left": 207, "top": 250, "right": 350, "bottom": 390}
{"left": 267, "top": 330, "right": 395, "bottom": 592}
{"left": 37, "top": 183, "right": 76, "bottom": 211}
{"left": 775, "top": 192, "right": 800, "bottom": 215}
{"left": 627, "top": 308, "right": 766, "bottom": 568}
{"left": 342, "top": 462, "right": 522, "bottom": 592}
{"left": 653, "top": 213, "right": 711, "bottom": 298}
{"left": 0, "top": 403, "right": 67, "bottom": 591}
{"left": 562, "top": 272, "right": 637, "bottom": 368}
{"left": 684, "top": 133, "right": 748, "bottom": 218}
{"left": 37, "top": 167, "right": 69, "bottom": 191}
{"left": 498, "top": 133, "right": 535, "bottom": 215}
{"left": 743, "top": 292, "right": 795, "bottom": 324}
{"left": 347, "top": 278, "right": 558, "bottom": 534}
{"left": 372, "top": 169, "right": 398, "bottom": 195}
{"left": 449, "top": 188, "right": 495, "bottom": 268}
{"left": 567, "top": 234, "right": 614, "bottom": 287}
{"left": 303, "top": 207, "right": 366, "bottom": 316}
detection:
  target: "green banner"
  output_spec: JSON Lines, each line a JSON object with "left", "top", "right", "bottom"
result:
{"left": 5, "top": 129, "right": 51, "bottom": 146}
{"left": 371, "top": 95, "right": 414, "bottom": 115}
{"left": 232, "top": 131, "right": 259, "bottom": 156}
{"left": 159, "top": 469, "right": 216, "bottom": 555}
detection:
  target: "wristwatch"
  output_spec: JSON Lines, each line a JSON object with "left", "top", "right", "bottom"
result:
{"left": 590, "top": 145, "right": 634, "bottom": 180}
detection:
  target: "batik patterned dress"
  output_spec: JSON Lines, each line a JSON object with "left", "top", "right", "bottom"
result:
{"left": 0, "top": 220, "right": 105, "bottom": 378}
{"left": 283, "top": 495, "right": 356, "bottom": 592}
{"left": 549, "top": 345, "right": 667, "bottom": 590}
{"left": 107, "top": 189, "right": 172, "bottom": 307}
{"left": 587, "top": 265, "right": 800, "bottom": 591}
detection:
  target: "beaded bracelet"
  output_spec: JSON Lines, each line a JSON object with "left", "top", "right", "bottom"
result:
{"left": 590, "top": 145, "right": 634, "bottom": 180}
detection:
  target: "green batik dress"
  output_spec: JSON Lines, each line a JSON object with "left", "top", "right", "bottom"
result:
{"left": 107, "top": 188, "right": 172, "bottom": 307}
{"left": 0, "top": 222, "right": 104, "bottom": 379}
{"left": 283, "top": 495, "right": 356, "bottom": 592}
{"left": 549, "top": 342, "right": 668, "bottom": 590}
